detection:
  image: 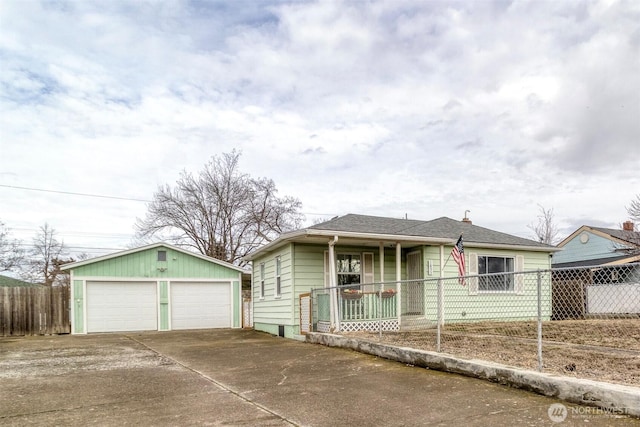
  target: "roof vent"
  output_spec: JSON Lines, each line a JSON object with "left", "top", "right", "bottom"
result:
{"left": 623, "top": 221, "right": 635, "bottom": 231}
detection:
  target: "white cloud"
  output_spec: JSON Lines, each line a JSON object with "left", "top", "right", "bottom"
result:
{"left": 0, "top": 0, "right": 638, "bottom": 257}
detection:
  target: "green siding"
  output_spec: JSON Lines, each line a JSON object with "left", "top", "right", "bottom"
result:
{"left": 253, "top": 322, "right": 298, "bottom": 338}
{"left": 72, "top": 246, "right": 240, "bottom": 279}
{"left": 253, "top": 243, "right": 404, "bottom": 331}
{"left": 422, "top": 246, "right": 551, "bottom": 322}
{"left": 252, "top": 245, "right": 294, "bottom": 326}
{"left": 73, "top": 280, "right": 84, "bottom": 333}
{"left": 233, "top": 280, "right": 240, "bottom": 327}
{"left": 159, "top": 281, "right": 169, "bottom": 330}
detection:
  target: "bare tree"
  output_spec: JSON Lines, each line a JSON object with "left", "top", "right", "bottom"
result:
{"left": 528, "top": 205, "right": 560, "bottom": 245}
{"left": 136, "top": 150, "right": 303, "bottom": 266}
{"left": 0, "top": 220, "right": 24, "bottom": 272}
{"left": 21, "top": 223, "right": 70, "bottom": 286}
{"left": 626, "top": 194, "right": 640, "bottom": 227}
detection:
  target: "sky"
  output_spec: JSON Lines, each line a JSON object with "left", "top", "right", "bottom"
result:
{"left": 1, "top": 0, "right": 639, "bottom": 259}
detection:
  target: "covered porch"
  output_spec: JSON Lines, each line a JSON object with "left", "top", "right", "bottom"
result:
{"left": 315, "top": 289, "right": 400, "bottom": 332}
{"left": 316, "top": 233, "right": 453, "bottom": 333}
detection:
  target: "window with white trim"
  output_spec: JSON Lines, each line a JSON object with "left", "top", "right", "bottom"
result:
{"left": 478, "top": 256, "right": 514, "bottom": 292}
{"left": 337, "top": 253, "right": 361, "bottom": 289}
{"left": 275, "top": 256, "right": 281, "bottom": 297}
{"left": 259, "top": 263, "right": 265, "bottom": 298}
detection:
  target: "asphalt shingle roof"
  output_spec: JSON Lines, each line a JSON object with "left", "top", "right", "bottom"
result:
{"left": 591, "top": 227, "right": 640, "bottom": 246}
{"left": 309, "top": 214, "right": 551, "bottom": 248}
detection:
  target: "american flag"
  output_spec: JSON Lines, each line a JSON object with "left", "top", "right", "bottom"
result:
{"left": 451, "top": 234, "right": 465, "bottom": 286}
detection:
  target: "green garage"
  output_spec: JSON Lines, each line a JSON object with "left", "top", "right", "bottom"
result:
{"left": 63, "top": 243, "right": 245, "bottom": 334}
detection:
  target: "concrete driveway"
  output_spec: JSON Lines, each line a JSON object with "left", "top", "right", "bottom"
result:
{"left": 0, "top": 329, "right": 637, "bottom": 426}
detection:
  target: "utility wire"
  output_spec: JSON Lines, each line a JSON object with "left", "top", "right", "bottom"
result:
{"left": 1, "top": 184, "right": 340, "bottom": 216}
{"left": 0, "top": 184, "right": 151, "bottom": 202}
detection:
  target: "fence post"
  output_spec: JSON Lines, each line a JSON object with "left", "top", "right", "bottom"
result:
{"left": 378, "top": 285, "right": 382, "bottom": 340}
{"left": 537, "top": 270, "right": 543, "bottom": 372}
{"left": 436, "top": 278, "right": 442, "bottom": 352}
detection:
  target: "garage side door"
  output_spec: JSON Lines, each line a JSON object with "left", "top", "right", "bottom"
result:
{"left": 171, "top": 282, "right": 231, "bottom": 330}
{"left": 87, "top": 281, "right": 157, "bottom": 333}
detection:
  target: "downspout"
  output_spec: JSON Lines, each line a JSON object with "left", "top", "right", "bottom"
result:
{"left": 328, "top": 236, "right": 339, "bottom": 332}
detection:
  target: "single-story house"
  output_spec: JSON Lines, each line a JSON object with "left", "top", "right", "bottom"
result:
{"left": 243, "top": 214, "right": 558, "bottom": 339}
{"left": 551, "top": 221, "right": 640, "bottom": 318}
{"left": 62, "top": 242, "right": 246, "bottom": 334}
{"left": 552, "top": 221, "right": 640, "bottom": 268}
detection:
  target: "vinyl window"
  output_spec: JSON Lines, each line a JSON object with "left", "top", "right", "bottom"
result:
{"left": 259, "top": 263, "right": 265, "bottom": 298}
{"left": 275, "top": 256, "right": 281, "bottom": 297}
{"left": 478, "top": 256, "right": 514, "bottom": 292}
{"left": 337, "top": 253, "right": 361, "bottom": 289}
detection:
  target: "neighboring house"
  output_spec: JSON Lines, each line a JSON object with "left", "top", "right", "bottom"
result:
{"left": 244, "top": 214, "right": 557, "bottom": 339}
{"left": 62, "top": 243, "right": 246, "bottom": 334}
{"left": 551, "top": 221, "right": 640, "bottom": 318}
{"left": 0, "top": 274, "right": 43, "bottom": 287}
{"left": 552, "top": 221, "right": 640, "bottom": 267}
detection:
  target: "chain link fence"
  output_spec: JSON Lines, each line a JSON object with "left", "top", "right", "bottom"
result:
{"left": 310, "top": 263, "right": 640, "bottom": 386}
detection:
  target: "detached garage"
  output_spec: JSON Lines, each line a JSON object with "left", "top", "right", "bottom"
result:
{"left": 62, "top": 243, "right": 246, "bottom": 334}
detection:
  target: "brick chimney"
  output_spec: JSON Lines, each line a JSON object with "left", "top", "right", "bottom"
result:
{"left": 622, "top": 221, "right": 634, "bottom": 231}
{"left": 462, "top": 216, "right": 472, "bottom": 225}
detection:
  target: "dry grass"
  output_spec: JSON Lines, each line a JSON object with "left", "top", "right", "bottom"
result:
{"left": 346, "top": 319, "right": 640, "bottom": 387}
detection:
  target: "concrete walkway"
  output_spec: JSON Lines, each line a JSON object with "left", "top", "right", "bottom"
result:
{"left": 1, "top": 329, "right": 638, "bottom": 426}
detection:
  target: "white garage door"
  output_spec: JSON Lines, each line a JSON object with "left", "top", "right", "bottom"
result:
{"left": 87, "top": 281, "right": 157, "bottom": 333}
{"left": 171, "top": 282, "right": 231, "bottom": 329}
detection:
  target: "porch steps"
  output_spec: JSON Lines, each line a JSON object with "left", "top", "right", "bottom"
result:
{"left": 400, "top": 316, "right": 437, "bottom": 331}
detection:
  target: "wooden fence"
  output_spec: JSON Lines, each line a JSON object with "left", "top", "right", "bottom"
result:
{"left": 0, "top": 286, "right": 71, "bottom": 336}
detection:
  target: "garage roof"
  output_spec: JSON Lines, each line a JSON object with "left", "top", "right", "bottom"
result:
{"left": 61, "top": 242, "right": 247, "bottom": 273}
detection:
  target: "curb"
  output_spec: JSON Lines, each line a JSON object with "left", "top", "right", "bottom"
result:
{"left": 306, "top": 332, "right": 640, "bottom": 417}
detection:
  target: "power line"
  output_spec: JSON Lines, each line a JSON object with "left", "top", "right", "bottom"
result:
{"left": 0, "top": 184, "right": 151, "bottom": 202}
{"left": 1, "top": 184, "right": 340, "bottom": 217}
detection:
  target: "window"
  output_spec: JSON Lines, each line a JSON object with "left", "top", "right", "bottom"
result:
{"left": 337, "top": 254, "right": 361, "bottom": 289}
{"left": 275, "top": 256, "right": 281, "bottom": 297}
{"left": 259, "top": 263, "right": 265, "bottom": 298}
{"left": 157, "top": 250, "right": 167, "bottom": 262}
{"left": 478, "top": 256, "right": 514, "bottom": 292}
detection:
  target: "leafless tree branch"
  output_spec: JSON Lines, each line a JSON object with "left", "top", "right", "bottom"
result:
{"left": 528, "top": 204, "right": 560, "bottom": 245}
{"left": 135, "top": 150, "right": 303, "bottom": 266}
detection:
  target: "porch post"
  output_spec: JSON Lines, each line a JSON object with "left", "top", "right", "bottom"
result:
{"left": 328, "top": 236, "right": 340, "bottom": 332}
{"left": 379, "top": 242, "right": 385, "bottom": 287}
{"left": 396, "top": 242, "right": 402, "bottom": 328}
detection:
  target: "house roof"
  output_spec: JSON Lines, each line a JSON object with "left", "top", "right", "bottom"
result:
{"left": 61, "top": 242, "right": 247, "bottom": 273}
{"left": 556, "top": 225, "right": 640, "bottom": 249}
{"left": 553, "top": 254, "right": 640, "bottom": 268}
{"left": 244, "top": 214, "right": 557, "bottom": 261}
{"left": 590, "top": 226, "right": 640, "bottom": 246}
{"left": 0, "top": 274, "right": 43, "bottom": 287}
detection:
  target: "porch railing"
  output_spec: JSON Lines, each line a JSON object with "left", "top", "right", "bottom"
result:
{"left": 339, "top": 292, "right": 397, "bottom": 320}
{"left": 315, "top": 290, "right": 397, "bottom": 326}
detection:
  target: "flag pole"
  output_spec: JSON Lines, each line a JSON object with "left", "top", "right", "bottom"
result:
{"left": 441, "top": 233, "right": 462, "bottom": 273}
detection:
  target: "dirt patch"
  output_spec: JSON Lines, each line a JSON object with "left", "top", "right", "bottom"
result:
{"left": 346, "top": 319, "right": 640, "bottom": 387}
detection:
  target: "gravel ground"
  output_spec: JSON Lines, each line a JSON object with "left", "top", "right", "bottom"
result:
{"left": 346, "top": 318, "right": 640, "bottom": 387}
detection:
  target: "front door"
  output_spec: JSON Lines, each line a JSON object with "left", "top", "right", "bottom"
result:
{"left": 404, "top": 251, "right": 424, "bottom": 315}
